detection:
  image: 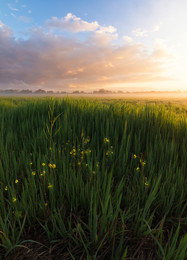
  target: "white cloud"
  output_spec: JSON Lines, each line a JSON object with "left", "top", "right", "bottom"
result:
{"left": 99, "top": 25, "right": 117, "bottom": 34}
{"left": 46, "top": 13, "right": 99, "bottom": 32}
{"left": 132, "top": 28, "right": 148, "bottom": 37}
{"left": 152, "top": 38, "right": 171, "bottom": 60}
{"left": 123, "top": 35, "right": 134, "bottom": 44}
{"left": 46, "top": 13, "right": 118, "bottom": 46}
{"left": 132, "top": 24, "right": 161, "bottom": 37}
{"left": 46, "top": 13, "right": 117, "bottom": 35}
{"left": 153, "top": 25, "right": 160, "bottom": 31}
{"left": 8, "top": 3, "right": 19, "bottom": 11}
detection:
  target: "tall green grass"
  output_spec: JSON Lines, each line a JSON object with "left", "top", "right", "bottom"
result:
{"left": 0, "top": 97, "right": 186, "bottom": 259}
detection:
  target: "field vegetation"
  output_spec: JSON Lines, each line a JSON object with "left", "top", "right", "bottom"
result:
{"left": 0, "top": 97, "right": 186, "bottom": 259}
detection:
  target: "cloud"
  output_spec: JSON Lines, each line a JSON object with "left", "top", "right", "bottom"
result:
{"left": 153, "top": 25, "right": 160, "bottom": 32}
{"left": 11, "top": 12, "right": 16, "bottom": 17}
{"left": 152, "top": 38, "right": 171, "bottom": 60}
{"left": 132, "top": 24, "right": 161, "bottom": 37}
{"left": 19, "top": 16, "right": 31, "bottom": 23}
{"left": 88, "top": 30, "right": 118, "bottom": 46}
{"left": 0, "top": 21, "right": 12, "bottom": 40}
{"left": 46, "top": 13, "right": 99, "bottom": 32}
{"left": 123, "top": 35, "right": 134, "bottom": 45}
{"left": 132, "top": 28, "right": 148, "bottom": 37}
{"left": 8, "top": 3, "right": 19, "bottom": 12}
{"left": 46, "top": 13, "right": 117, "bottom": 34}
{"left": 47, "top": 13, "right": 118, "bottom": 46}
{"left": 0, "top": 17, "right": 170, "bottom": 90}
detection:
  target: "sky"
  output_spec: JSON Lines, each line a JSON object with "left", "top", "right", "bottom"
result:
{"left": 0, "top": 0, "right": 187, "bottom": 92}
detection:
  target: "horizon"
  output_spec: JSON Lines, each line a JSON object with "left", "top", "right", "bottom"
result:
{"left": 1, "top": 88, "right": 187, "bottom": 94}
{"left": 0, "top": 0, "right": 187, "bottom": 92}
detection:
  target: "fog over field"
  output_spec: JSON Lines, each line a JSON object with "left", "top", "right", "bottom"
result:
{"left": 1, "top": 91, "right": 187, "bottom": 102}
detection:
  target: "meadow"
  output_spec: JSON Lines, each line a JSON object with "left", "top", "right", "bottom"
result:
{"left": 0, "top": 96, "right": 186, "bottom": 259}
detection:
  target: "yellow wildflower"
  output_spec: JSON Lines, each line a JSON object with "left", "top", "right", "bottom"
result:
{"left": 141, "top": 161, "right": 146, "bottom": 167}
{"left": 42, "top": 163, "right": 45, "bottom": 166}
{"left": 104, "top": 137, "right": 109, "bottom": 144}
{"left": 4, "top": 186, "right": 8, "bottom": 191}
{"left": 78, "top": 162, "right": 81, "bottom": 166}
{"left": 133, "top": 154, "right": 137, "bottom": 159}
{"left": 30, "top": 162, "right": 32, "bottom": 165}
{"left": 52, "top": 164, "right": 56, "bottom": 169}
{"left": 32, "top": 171, "right": 36, "bottom": 176}
{"left": 15, "top": 179, "right": 19, "bottom": 184}
{"left": 145, "top": 177, "right": 148, "bottom": 185}
{"left": 136, "top": 167, "right": 140, "bottom": 171}
{"left": 12, "top": 197, "right": 16, "bottom": 203}
{"left": 45, "top": 202, "right": 48, "bottom": 206}
{"left": 92, "top": 171, "right": 96, "bottom": 175}
{"left": 84, "top": 137, "right": 90, "bottom": 144}
{"left": 48, "top": 184, "right": 53, "bottom": 189}
{"left": 48, "top": 163, "right": 52, "bottom": 168}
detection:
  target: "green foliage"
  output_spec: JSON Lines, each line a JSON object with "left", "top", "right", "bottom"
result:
{"left": 0, "top": 97, "right": 186, "bottom": 259}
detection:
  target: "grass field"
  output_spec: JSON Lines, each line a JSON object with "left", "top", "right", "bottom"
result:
{"left": 0, "top": 97, "right": 186, "bottom": 259}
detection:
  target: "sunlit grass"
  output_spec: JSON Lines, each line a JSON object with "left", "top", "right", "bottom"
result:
{"left": 0, "top": 97, "right": 186, "bottom": 259}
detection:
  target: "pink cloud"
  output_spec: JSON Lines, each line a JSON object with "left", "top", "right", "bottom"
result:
{"left": 0, "top": 17, "right": 170, "bottom": 91}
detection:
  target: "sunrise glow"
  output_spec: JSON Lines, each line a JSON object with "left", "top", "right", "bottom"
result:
{"left": 0, "top": 0, "right": 187, "bottom": 92}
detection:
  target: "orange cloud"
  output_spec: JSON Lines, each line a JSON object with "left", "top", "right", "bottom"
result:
{"left": 0, "top": 16, "right": 170, "bottom": 91}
